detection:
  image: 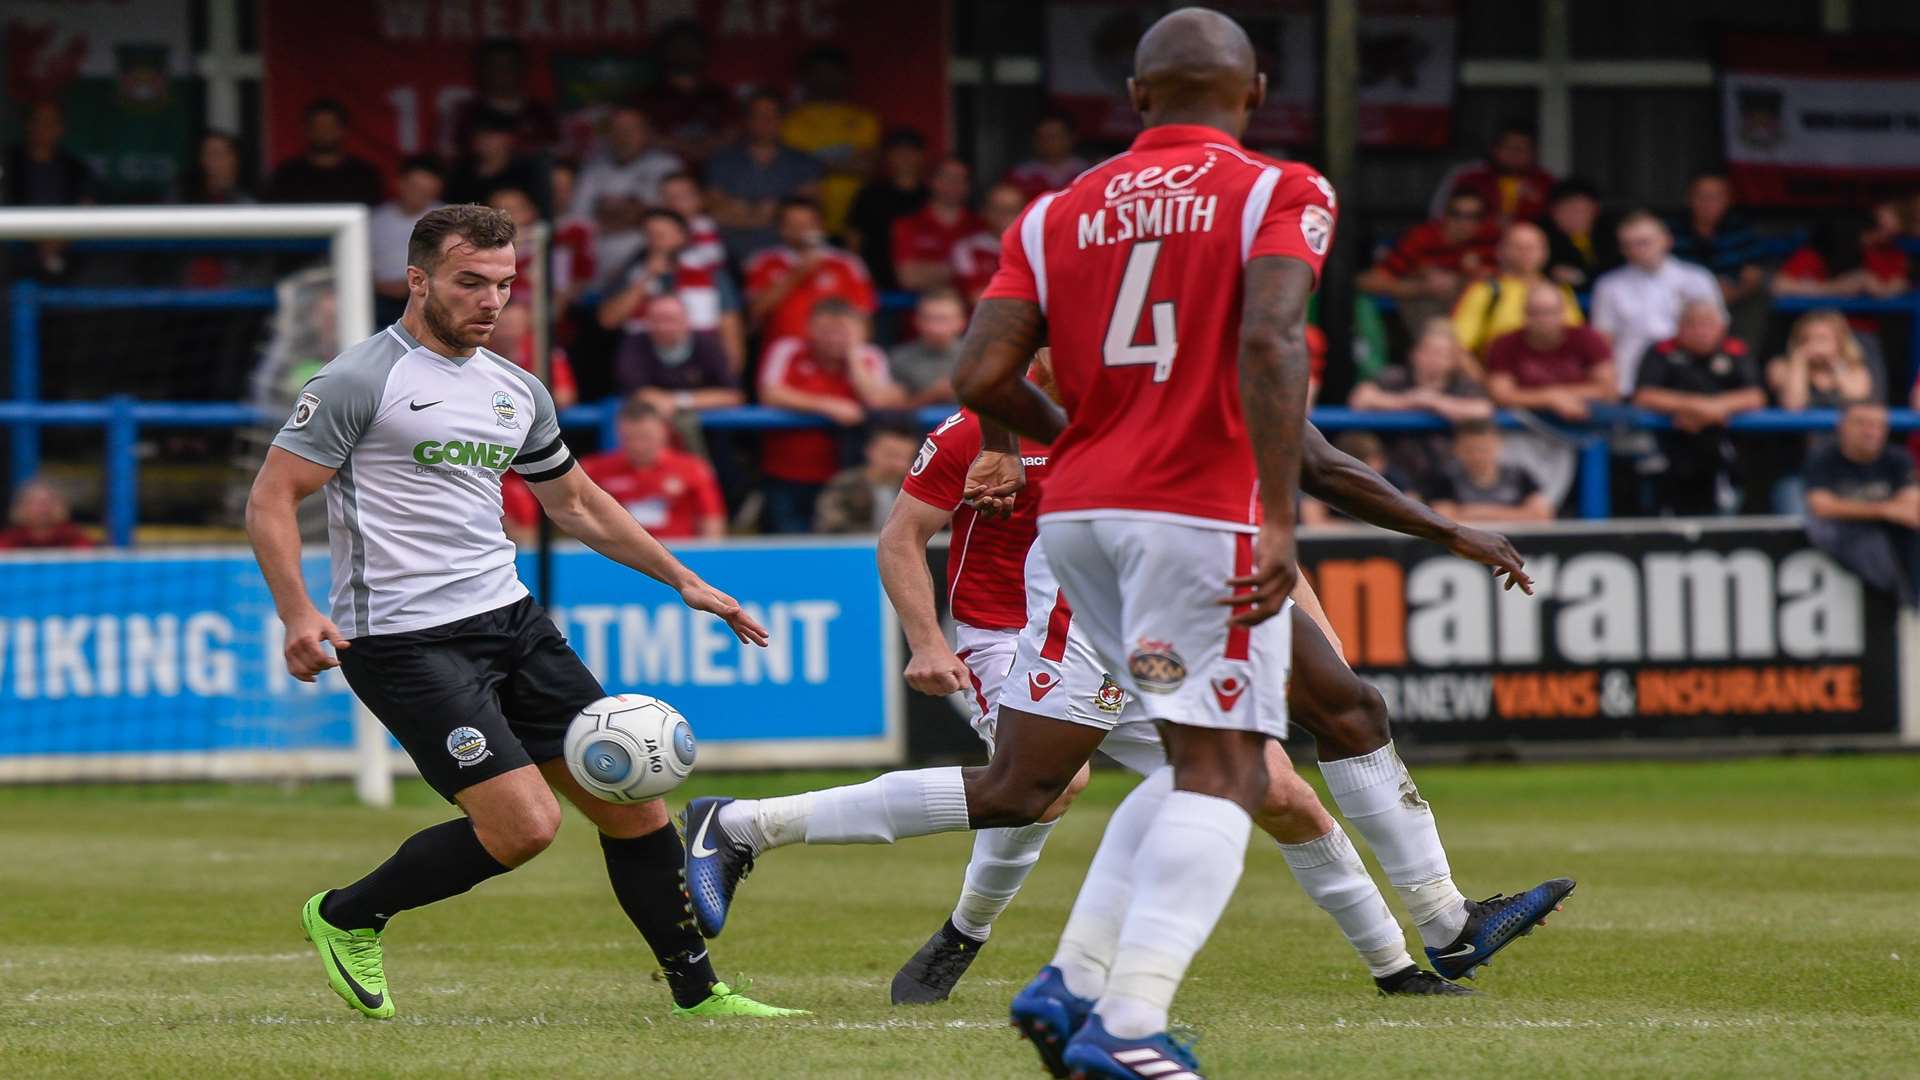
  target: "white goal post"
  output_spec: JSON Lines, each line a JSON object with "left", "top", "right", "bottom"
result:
{"left": 0, "top": 205, "right": 396, "bottom": 805}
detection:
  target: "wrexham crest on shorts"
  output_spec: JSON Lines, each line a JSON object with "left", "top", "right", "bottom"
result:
{"left": 1128, "top": 639, "right": 1186, "bottom": 693}
{"left": 1095, "top": 674, "right": 1126, "bottom": 714}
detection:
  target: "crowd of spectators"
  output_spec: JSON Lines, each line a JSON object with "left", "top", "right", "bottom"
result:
{"left": 1351, "top": 120, "right": 1920, "bottom": 564}
{"left": 9, "top": 46, "right": 1920, "bottom": 571}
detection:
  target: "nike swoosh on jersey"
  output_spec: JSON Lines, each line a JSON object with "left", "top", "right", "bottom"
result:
{"left": 408, "top": 400, "right": 443, "bottom": 411}
{"left": 327, "top": 941, "right": 385, "bottom": 1010}
{"left": 689, "top": 808, "right": 722, "bottom": 858}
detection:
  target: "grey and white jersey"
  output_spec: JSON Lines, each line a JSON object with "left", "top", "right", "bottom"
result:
{"left": 272, "top": 322, "right": 576, "bottom": 637}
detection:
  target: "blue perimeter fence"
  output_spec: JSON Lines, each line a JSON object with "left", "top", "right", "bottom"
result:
{"left": 9, "top": 280, "right": 1920, "bottom": 545}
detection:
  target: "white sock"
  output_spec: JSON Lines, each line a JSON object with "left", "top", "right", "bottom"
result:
{"left": 1278, "top": 827, "right": 1414, "bottom": 978}
{"left": 1050, "top": 767, "right": 1174, "bottom": 1000}
{"left": 1319, "top": 743, "right": 1468, "bottom": 948}
{"left": 951, "top": 821, "right": 1057, "bottom": 941}
{"left": 715, "top": 768, "right": 971, "bottom": 854}
{"left": 1096, "top": 790, "right": 1252, "bottom": 1039}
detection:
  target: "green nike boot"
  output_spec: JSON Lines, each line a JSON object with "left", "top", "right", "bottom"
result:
{"left": 671, "top": 980, "right": 809, "bottom": 1019}
{"left": 300, "top": 892, "right": 395, "bottom": 1019}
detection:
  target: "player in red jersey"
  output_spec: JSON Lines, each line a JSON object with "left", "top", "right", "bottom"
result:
{"left": 882, "top": 355, "right": 1467, "bottom": 1007}
{"left": 949, "top": 12, "right": 1328, "bottom": 1073}
{"left": 951, "top": 11, "right": 1565, "bottom": 1076}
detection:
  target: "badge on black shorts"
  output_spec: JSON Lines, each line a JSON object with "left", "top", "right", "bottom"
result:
{"left": 447, "top": 726, "right": 492, "bottom": 767}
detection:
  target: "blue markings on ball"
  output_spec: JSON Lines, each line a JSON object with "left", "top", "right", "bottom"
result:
{"left": 671, "top": 720, "right": 696, "bottom": 767}
{"left": 584, "top": 738, "right": 634, "bottom": 784}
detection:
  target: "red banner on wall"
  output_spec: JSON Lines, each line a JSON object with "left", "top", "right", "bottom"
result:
{"left": 261, "top": 0, "right": 950, "bottom": 186}
{"left": 1723, "top": 34, "right": 1920, "bottom": 206}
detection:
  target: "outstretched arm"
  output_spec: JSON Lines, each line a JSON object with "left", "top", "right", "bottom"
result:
{"left": 530, "top": 465, "right": 770, "bottom": 645}
{"left": 1300, "top": 422, "right": 1534, "bottom": 593}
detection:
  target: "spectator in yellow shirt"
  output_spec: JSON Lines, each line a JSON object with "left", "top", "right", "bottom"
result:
{"left": 780, "top": 46, "right": 880, "bottom": 236}
{"left": 1451, "top": 221, "right": 1581, "bottom": 359}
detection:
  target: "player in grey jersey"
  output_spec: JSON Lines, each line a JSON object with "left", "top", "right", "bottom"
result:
{"left": 247, "top": 204, "right": 802, "bottom": 1021}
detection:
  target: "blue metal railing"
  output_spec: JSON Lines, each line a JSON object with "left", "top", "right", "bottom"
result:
{"left": 10, "top": 279, "right": 1920, "bottom": 543}
{"left": 4, "top": 396, "right": 1919, "bottom": 546}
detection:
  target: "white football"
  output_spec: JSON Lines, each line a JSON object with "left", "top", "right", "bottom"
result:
{"left": 563, "top": 694, "right": 697, "bottom": 803}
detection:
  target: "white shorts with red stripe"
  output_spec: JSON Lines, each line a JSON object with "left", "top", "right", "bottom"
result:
{"left": 953, "top": 622, "right": 1019, "bottom": 749}
{"left": 1031, "top": 517, "right": 1292, "bottom": 740}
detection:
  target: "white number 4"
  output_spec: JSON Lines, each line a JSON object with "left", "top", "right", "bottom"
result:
{"left": 1103, "top": 240, "right": 1177, "bottom": 382}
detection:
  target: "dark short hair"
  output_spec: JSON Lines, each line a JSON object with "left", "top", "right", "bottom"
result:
{"left": 810, "top": 296, "right": 862, "bottom": 321}
{"left": 306, "top": 98, "right": 347, "bottom": 123}
{"left": 641, "top": 207, "right": 689, "bottom": 233}
{"left": 1495, "top": 118, "right": 1536, "bottom": 140}
{"left": 777, "top": 197, "right": 822, "bottom": 223}
{"left": 1454, "top": 418, "right": 1498, "bottom": 438}
{"left": 882, "top": 128, "right": 927, "bottom": 151}
{"left": 918, "top": 286, "right": 965, "bottom": 310}
{"left": 1688, "top": 169, "right": 1731, "bottom": 188}
{"left": 870, "top": 422, "right": 921, "bottom": 445}
{"left": 660, "top": 170, "right": 700, "bottom": 188}
{"left": 1035, "top": 110, "right": 1077, "bottom": 132}
{"left": 1447, "top": 188, "right": 1487, "bottom": 209}
{"left": 618, "top": 396, "right": 664, "bottom": 423}
{"left": 470, "top": 107, "right": 519, "bottom": 136}
{"left": 1547, "top": 177, "right": 1598, "bottom": 204}
{"left": 397, "top": 154, "right": 444, "bottom": 179}
{"left": 408, "top": 204, "right": 517, "bottom": 273}
{"left": 1617, "top": 208, "right": 1663, "bottom": 232}
{"left": 745, "top": 87, "right": 785, "bottom": 111}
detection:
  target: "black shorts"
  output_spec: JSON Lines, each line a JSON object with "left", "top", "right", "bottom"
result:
{"left": 338, "top": 596, "right": 605, "bottom": 802}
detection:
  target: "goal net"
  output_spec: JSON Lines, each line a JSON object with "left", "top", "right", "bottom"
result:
{"left": 0, "top": 206, "right": 404, "bottom": 803}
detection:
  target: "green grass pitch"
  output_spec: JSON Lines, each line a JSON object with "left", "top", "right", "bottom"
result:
{"left": 4, "top": 755, "right": 1917, "bottom": 1078}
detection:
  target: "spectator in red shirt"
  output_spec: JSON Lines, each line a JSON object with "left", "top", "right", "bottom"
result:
{"left": 598, "top": 208, "right": 747, "bottom": 373}
{"left": 1432, "top": 122, "right": 1557, "bottom": 224}
{"left": 952, "top": 181, "right": 1026, "bottom": 305}
{"left": 1003, "top": 112, "right": 1089, "bottom": 200}
{"left": 1359, "top": 188, "right": 1499, "bottom": 334}
{"left": 0, "top": 480, "right": 93, "bottom": 549}
{"left": 1774, "top": 201, "right": 1912, "bottom": 303}
{"left": 1485, "top": 282, "right": 1619, "bottom": 421}
{"left": 503, "top": 397, "right": 726, "bottom": 544}
{"left": 744, "top": 199, "right": 878, "bottom": 346}
{"left": 892, "top": 158, "right": 983, "bottom": 292}
{"left": 756, "top": 298, "right": 906, "bottom": 533}
{"left": 660, "top": 172, "right": 727, "bottom": 274}
{"left": 545, "top": 159, "right": 597, "bottom": 312}
{"left": 1485, "top": 282, "right": 1621, "bottom": 508}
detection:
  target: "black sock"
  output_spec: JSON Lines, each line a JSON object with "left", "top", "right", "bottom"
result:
{"left": 601, "top": 824, "right": 719, "bottom": 1008}
{"left": 321, "top": 818, "right": 511, "bottom": 932}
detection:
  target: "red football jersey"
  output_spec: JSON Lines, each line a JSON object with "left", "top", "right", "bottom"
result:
{"left": 982, "top": 125, "right": 1336, "bottom": 529}
{"left": 744, "top": 246, "right": 878, "bottom": 344}
{"left": 757, "top": 337, "right": 895, "bottom": 484}
{"left": 899, "top": 411, "right": 1051, "bottom": 632}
